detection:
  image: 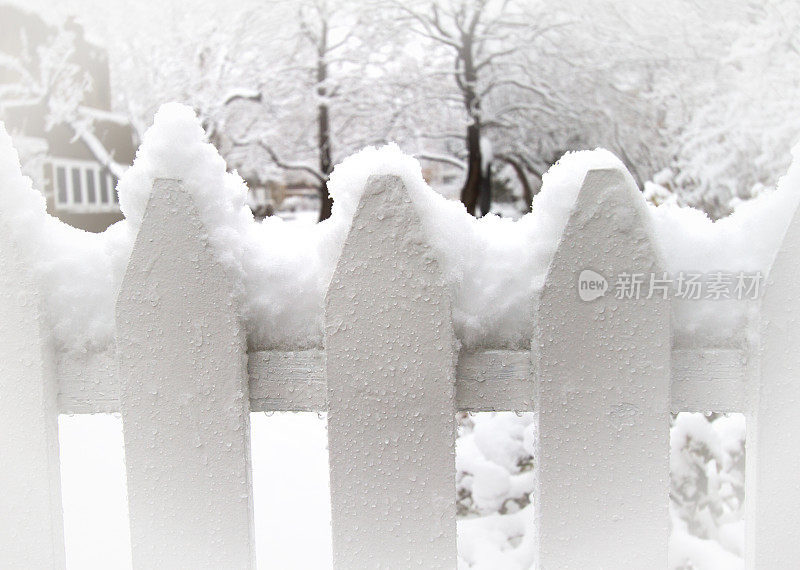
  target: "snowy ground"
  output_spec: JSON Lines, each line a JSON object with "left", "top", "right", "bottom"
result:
{"left": 59, "top": 412, "right": 743, "bottom": 569}
{"left": 274, "top": 210, "right": 320, "bottom": 225}
{"left": 59, "top": 413, "right": 334, "bottom": 570}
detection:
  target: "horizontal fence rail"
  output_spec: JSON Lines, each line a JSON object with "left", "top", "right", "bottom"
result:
{"left": 2, "top": 162, "right": 797, "bottom": 569}
{"left": 56, "top": 346, "right": 748, "bottom": 415}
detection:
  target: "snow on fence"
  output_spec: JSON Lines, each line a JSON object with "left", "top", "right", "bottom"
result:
{"left": 2, "top": 110, "right": 800, "bottom": 569}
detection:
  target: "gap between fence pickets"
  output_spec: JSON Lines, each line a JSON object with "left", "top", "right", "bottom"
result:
{"left": 56, "top": 346, "right": 748, "bottom": 414}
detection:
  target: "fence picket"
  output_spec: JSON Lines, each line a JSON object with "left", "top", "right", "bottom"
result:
{"left": 325, "top": 175, "right": 458, "bottom": 568}
{"left": 0, "top": 230, "right": 65, "bottom": 569}
{"left": 533, "top": 167, "right": 671, "bottom": 568}
{"left": 116, "top": 179, "right": 255, "bottom": 569}
{"left": 751, "top": 199, "right": 800, "bottom": 568}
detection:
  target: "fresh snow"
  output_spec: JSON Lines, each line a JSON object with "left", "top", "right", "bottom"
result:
{"left": 0, "top": 103, "right": 780, "bottom": 567}
{"left": 3, "top": 102, "right": 797, "bottom": 353}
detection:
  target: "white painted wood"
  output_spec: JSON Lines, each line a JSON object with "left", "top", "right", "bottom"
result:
{"left": 248, "top": 349, "right": 326, "bottom": 411}
{"left": 670, "top": 348, "right": 747, "bottom": 412}
{"left": 57, "top": 347, "right": 118, "bottom": 413}
{"left": 57, "top": 346, "right": 750, "bottom": 414}
{"left": 325, "top": 175, "right": 457, "bottom": 568}
{"left": 0, "top": 230, "right": 65, "bottom": 569}
{"left": 60, "top": 348, "right": 537, "bottom": 413}
{"left": 456, "top": 349, "right": 533, "bottom": 411}
{"left": 749, "top": 199, "right": 800, "bottom": 569}
{"left": 533, "top": 168, "right": 671, "bottom": 569}
{"left": 116, "top": 179, "right": 255, "bottom": 569}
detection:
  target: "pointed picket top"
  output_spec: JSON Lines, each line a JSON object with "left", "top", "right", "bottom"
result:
{"left": 534, "top": 167, "right": 671, "bottom": 569}
{"left": 752, "top": 193, "right": 800, "bottom": 568}
{"left": 325, "top": 175, "right": 458, "bottom": 568}
{"left": 0, "top": 225, "right": 65, "bottom": 568}
{"left": 116, "top": 179, "right": 255, "bottom": 569}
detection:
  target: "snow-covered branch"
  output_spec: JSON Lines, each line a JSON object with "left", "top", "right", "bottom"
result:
{"left": 68, "top": 120, "right": 126, "bottom": 179}
{"left": 258, "top": 140, "right": 326, "bottom": 183}
{"left": 416, "top": 152, "right": 467, "bottom": 169}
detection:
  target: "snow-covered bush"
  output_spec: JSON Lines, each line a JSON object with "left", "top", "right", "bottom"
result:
{"left": 455, "top": 412, "right": 746, "bottom": 569}
{"left": 456, "top": 412, "right": 536, "bottom": 569}
{"left": 456, "top": 412, "right": 536, "bottom": 517}
{"left": 670, "top": 413, "right": 746, "bottom": 557}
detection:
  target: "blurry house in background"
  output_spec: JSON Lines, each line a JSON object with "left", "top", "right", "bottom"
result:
{"left": 274, "top": 171, "right": 321, "bottom": 220}
{"left": 0, "top": 5, "right": 137, "bottom": 233}
{"left": 233, "top": 160, "right": 322, "bottom": 222}
{"left": 421, "top": 162, "right": 463, "bottom": 201}
{"left": 223, "top": 139, "right": 323, "bottom": 221}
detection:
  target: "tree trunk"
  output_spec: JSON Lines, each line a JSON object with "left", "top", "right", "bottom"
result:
{"left": 478, "top": 160, "right": 492, "bottom": 217}
{"left": 318, "top": 178, "right": 332, "bottom": 220}
{"left": 317, "top": 31, "right": 334, "bottom": 222}
{"left": 461, "top": 123, "right": 482, "bottom": 215}
{"left": 317, "top": 101, "right": 333, "bottom": 221}
{"left": 503, "top": 156, "right": 534, "bottom": 213}
{"left": 458, "top": 32, "right": 489, "bottom": 217}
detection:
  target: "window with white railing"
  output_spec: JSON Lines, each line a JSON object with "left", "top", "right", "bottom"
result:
{"left": 51, "top": 158, "right": 120, "bottom": 213}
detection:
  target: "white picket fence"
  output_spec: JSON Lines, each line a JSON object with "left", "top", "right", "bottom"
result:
{"left": 1, "top": 166, "right": 799, "bottom": 569}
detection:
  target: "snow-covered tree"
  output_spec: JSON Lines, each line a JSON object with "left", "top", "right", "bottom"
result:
{"left": 13, "top": 0, "right": 798, "bottom": 221}
{"left": 0, "top": 11, "right": 127, "bottom": 178}
{"left": 667, "top": 0, "right": 800, "bottom": 217}
{"left": 207, "top": 0, "right": 424, "bottom": 220}
{"left": 386, "top": 0, "right": 569, "bottom": 216}
{"left": 576, "top": 0, "right": 800, "bottom": 218}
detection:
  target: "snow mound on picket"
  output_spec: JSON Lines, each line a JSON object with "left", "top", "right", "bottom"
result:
{"left": 244, "top": 143, "right": 625, "bottom": 349}
{"left": 286, "top": 145, "right": 624, "bottom": 349}
{"left": 0, "top": 104, "right": 257, "bottom": 351}
{"left": 649, "top": 142, "right": 800, "bottom": 347}
{"left": 118, "top": 103, "right": 253, "bottom": 241}
{"left": 3, "top": 103, "right": 800, "bottom": 352}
